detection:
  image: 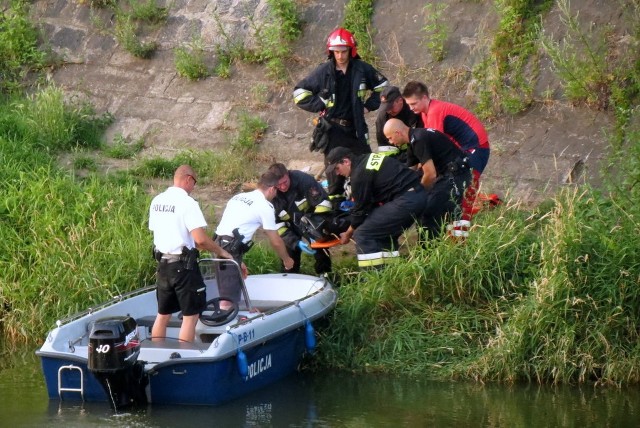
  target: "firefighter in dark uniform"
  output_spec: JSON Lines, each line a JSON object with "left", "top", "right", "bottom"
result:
{"left": 375, "top": 86, "right": 423, "bottom": 162}
{"left": 325, "top": 147, "right": 428, "bottom": 269}
{"left": 293, "top": 27, "right": 389, "bottom": 198}
{"left": 268, "top": 163, "right": 333, "bottom": 274}
{"left": 384, "top": 119, "right": 471, "bottom": 239}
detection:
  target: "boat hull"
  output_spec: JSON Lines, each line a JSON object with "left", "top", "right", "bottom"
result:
{"left": 149, "top": 329, "right": 305, "bottom": 405}
{"left": 40, "top": 328, "right": 306, "bottom": 406}
{"left": 37, "top": 269, "right": 336, "bottom": 407}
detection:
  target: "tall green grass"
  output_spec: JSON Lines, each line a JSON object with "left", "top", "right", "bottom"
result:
{"left": 0, "top": 1, "right": 48, "bottom": 94}
{"left": 318, "top": 141, "right": 640, "bottom": 385}
{"left": 0, "top": 88, "right": 154, "bottom": 344}
{"left": 134, "top": 111, "right": 268, "bottom": 186}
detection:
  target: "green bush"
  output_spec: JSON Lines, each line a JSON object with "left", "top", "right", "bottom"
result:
{"left": 3, "top": 86, "right": 112, "bottom": 152}
{"left": 174, "top": 38, "right": 211, "bottom": 81}
{"left": 342, "top": 0, "right": 375, "bottom": 63}
{"left": 114, "top": 14, "right": 157, "bottom": 58}
{"left": 0, "top": 2, "right": 48, "bottom": 94}
{"left": 105, "top": 133, "right": 145, "bottom": 159}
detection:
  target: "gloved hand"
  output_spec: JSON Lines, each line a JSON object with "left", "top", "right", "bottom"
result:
{"left": 339, "top": 200, "right": 354, "bottom": 211}
{"left": 298, "top": 240, "right": 316, "bottom": 255}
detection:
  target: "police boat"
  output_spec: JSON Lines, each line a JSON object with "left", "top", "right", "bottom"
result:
{"left": 36, "top": 258, "right": 337, "bottom": 408}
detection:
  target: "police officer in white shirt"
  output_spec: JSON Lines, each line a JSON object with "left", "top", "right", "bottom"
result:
{"left": 148, "top": 165, "right": 233, "bottom": 343}
{"left": 215, "top": 172, "right": 294, "bottom": 306}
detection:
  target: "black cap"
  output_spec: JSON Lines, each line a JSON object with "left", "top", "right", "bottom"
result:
{"left": 379, "top": 86, "right": 402, "bottom": 112}
{"left": 324, "top": 147, "right": 353, "bottom": 174}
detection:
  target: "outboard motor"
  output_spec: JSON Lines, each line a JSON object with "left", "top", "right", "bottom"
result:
{"left": 88, "top": 316, "right": 148, "bottom": 408}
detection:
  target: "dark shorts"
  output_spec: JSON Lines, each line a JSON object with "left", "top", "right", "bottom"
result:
{"left": 155, "top": 261, "right": 206, "bottom": 316}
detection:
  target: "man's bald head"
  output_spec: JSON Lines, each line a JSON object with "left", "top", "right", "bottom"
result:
{"left": 174, "top": 164, "right": 197, "bottom": 192}
{"left": 383, "top": 118, "right": 410, "bottom": 146}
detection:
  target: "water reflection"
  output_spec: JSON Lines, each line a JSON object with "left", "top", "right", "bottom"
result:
{"left": 2, "top": 347, "right": 639, "bottom": 427}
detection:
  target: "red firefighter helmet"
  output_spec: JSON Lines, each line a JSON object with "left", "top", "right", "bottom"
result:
{"left": 326, "top": 28, "right": 358, "bottom": 58}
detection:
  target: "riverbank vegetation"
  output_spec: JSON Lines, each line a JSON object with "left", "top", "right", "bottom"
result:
{"left": 1, "top": 0, "right": 640, "bottom": 386}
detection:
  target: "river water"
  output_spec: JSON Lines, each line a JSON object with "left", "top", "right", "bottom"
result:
{"left": 2, "top": 346, "right": 638, "bottom": 427}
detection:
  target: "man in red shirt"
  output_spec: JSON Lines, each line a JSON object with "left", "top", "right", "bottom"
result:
{"left": 402, "top": 81, "right": 490, "bottom": 226}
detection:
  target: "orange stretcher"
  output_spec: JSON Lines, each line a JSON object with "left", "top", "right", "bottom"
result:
{"left": 309, "top": 238, "right": 342, "bottom": 249}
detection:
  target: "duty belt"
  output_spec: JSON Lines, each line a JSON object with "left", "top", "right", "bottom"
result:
{"left": 216, "top": 235, "right": 253, "bottom": 255}
{"left": 329, "top": 118, "right": 352, "bottom": 127}
{"left": 445, "top": 157, "right": 470, "bottom": 175}
{"left": 160, "top": 254, "right": 182, "bottom": 263}
{"left": 217, "top": 235, "right": 235, "bottom": 245}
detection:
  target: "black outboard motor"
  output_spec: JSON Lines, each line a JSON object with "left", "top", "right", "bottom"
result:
{"left": 88, "top": 316, "right": 148, "bottom": 408}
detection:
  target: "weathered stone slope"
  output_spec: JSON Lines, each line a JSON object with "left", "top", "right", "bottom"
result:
{"left": 32, "top": 0, "right": 625, "bottom": 205}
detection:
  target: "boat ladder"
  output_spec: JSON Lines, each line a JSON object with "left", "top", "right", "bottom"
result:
{"left": 57, "top": 364, "right": 84, "bottom": 400}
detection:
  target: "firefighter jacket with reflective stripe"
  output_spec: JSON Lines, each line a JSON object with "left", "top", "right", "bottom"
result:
{"left": 293, "top": 58, "right": 389, "bottom": 145}
{"left": 348, "top": 153, "right": 422, "bottom": 229}
{"left": 272, "top": 170, "right": 330, "bottom": 249}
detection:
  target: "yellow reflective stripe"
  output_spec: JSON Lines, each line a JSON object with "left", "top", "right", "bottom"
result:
{"left": 358, "top": 257, "right": 385, "bottom": 267}
{"left": 278, "top": 210, "right": 290, "bottom": 221}
{"left": 295, "top": 198, "right": 309, "bottom": 211}
{"left": 276, "top": 223, "right": 288, "bottom": 235}
{"left": 357, "top": 251, "right": 399, "bottom": 267}
{"left": 293, "top": 88, "right": 312, "bottom": 104}
{"left": 365, "top": 153, "right": 386, "bottom": 171}
{"left": 374, "top": 81, "right": 389, "bottom": 92}
{"left": 377, "top": 146, "right": 399, "bottom": 155}
{"left": 314, "top": 200, "right": 332, "bottom": 213}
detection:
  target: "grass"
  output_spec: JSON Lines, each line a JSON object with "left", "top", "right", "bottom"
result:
{"left": 0, "top": 1, "right": 48, "bottom": 94}
{"left": 114, "top": 14, "right": 158, "bottom": 58}
{"left": 126, "top": 0, "right": 168, "bottom": 24}
{"left": 133, "top": 111, "right": 269, "bottom": 185}
{"left": 174, "top": 37, "right": 211, "bottom": 81}
{"left": 472, "top": 0, "right": 554, "bottom": 119}
{"left": 541, "top": 0, "right": 640, "bottom": 142}
{"left": 80, "top": 0, "right": 166, "bottom": 58}
{"left": 420, "top": 3, "right": 449, "bottom": 62}
{"left": 7, "top": 86, "right": 113, "bottom": 152}
{"left": 3, "top": 0, "right": 640, "bottom": 388}
{"left": 343, "top": 0, "right": 376, "bottom": 64}
{"left": 104, "top": 133, "right": 145, "bottom": 159}
{"left": 318, "top": 172, "right": 640, "bottom": 385}
{"left": 213, "top": 0, "right": 301, "bottom": 82}
{"left": 0, "top": 90, "right": 155, "bottom": 344}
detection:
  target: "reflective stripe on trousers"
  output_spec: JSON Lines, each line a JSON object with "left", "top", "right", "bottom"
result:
{"left": 357, "top": 250, "right": 400, "bottom": 268}
{"left": 353, "top": 187, "right": 426, "bottom": 268}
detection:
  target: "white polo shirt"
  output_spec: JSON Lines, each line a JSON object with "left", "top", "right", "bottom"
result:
{"left": 215, "top": 189, "right": 277, "bottom": 242}
{"left": 149, "top": 186, "right": 207, "bottom": 254}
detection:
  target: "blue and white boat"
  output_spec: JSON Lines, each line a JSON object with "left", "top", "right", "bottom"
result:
{"left": 36, "top": 259, "right": 337, "bottom": 408}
